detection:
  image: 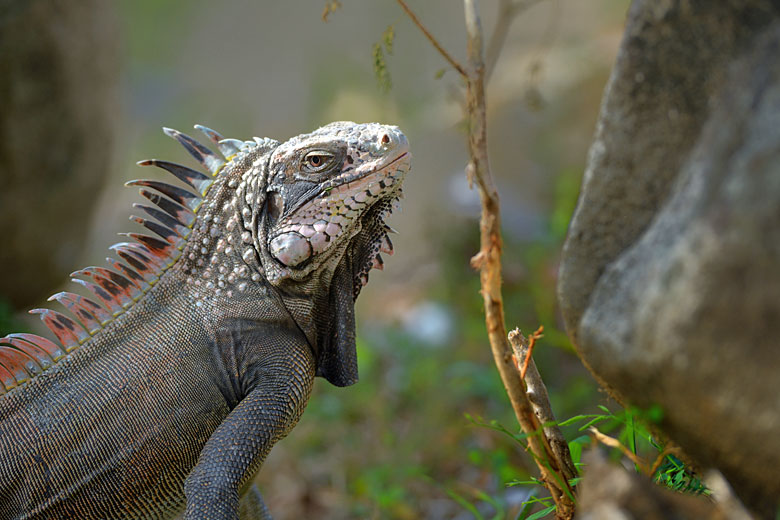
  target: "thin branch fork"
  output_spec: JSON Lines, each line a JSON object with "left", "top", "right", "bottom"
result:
{"left": 396, "top": 0, "right": 575, "bottom": 517}
{"left": 509, "top": 328, "right": 578, "bottom": 484}
{"left": 463, "top": 1, "right": 575, "bottom": 518}
{"left": 395, "top": 0, "right": 468, "bottom": 78}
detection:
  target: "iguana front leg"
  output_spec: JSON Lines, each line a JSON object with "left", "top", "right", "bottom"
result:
{"left": 183, "top": 339, "right": 315, "bottom": 520}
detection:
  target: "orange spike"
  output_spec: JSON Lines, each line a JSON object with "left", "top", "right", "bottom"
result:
{"left": 6, "top": 333, "right": 66, "bottom": 362}
{"left": 0, "top": 361, "right": 18, "bottom": 393}
{"left": 0, "top": 344, "right": 41, "bottom": 381}
{"left": 76, "top": 267, "right": 143, "bottom": 300}
{"left": 70, "top": 279, "right": 123, "bottom": 315}
{"left": 71, "top": 270, "right": 134, "bottom": 309}
{"left": 29, "top": 309, "right": 88, "bottom": 352}
{"left": 105, "top": 257, "right": 148, "bottom": 290}
{"left": 0, "top": 336, "right": 54, "bottom": 370}
{"left": 49, "top": 292, "right": 103, "bottom": 334}
{"left": 110, "top": 243, "right": 161, "bottom": 280}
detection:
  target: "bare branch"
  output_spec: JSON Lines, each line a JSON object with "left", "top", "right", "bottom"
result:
{"left": 589, "top": 427, "right": 650, "bottom": 475}
{"left": 518, "top": 325, "right": 543, "bottom": 380}
{"left": 509, "top": 328, "right": 578, "bottom": 483}
{"left": 399, "top": 0, "right": 576, "bottom": 516}
{"left": 463, "top": 1, "right": 575, "bottom": 517}
{"left": 395, "top": 0, "right": 469, "bottom": 78}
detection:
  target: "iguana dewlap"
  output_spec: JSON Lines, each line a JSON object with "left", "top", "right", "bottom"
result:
{"left": 0, "top": 122, "right": 410, "bottom": 519}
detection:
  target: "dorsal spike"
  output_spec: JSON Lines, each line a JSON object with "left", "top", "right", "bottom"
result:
{"left": 115, "top": 241, "right": 166, "bottom": 269}
{"left": 0, "top": 345, "right": 40, "bottom": 385}
{"left": 73, "top": 267, "right": 143, "bottom": 301}
{"left": 49, "top": 292, "right": 104, "bottom": 333}
{"left": 29, "top": 309, "right": 88, "bottom": 352}
{"left": 217, "top": 138, "right": 244, "bottom": 157}
{"left": 0, "top": 342, "right": 44, "bottom": 374}
{"left": 105, "top": 257, "right": 150, "bottom": 290}
{"left": 6, "top": 333, "right": 66, "bottom": 362}
{"left": 138, "top": 189, "right": 196, "bottom": 226}
{"left": 194, "top": 124, "right": 224, "bottom": 145}
{"left": 372, "top": 254, "right": 384, "bottom": 271}
{"left": 71, "top": 269, "right": 135, "bottom": 309}
{"left": 129, "top": 215, "right": 185, "bottom": 247}
{"left": 0, "top": 359, "right": 18, "bottom": 393}
{"left": 137, "top": 159, "right": 214, "bottom": 196}
{"left": 109, "top": 243, "right": 162, "bottom": 280}
{"left": 126, "top": 180, "right": 201, "bottom": 212}
{"left": 163, "top": 127, "right": 225, "bottom": 175}
{"left": 1, "top": 336, "right": 55, "bottom": 369}
{"left": 120, "top": 233, "right": 175, "bottom": 263}
{"left": 70, "top": 278, "right": 123, "bottom": 315}
{"left": 133, "top": 203, "right": 190, "bottom": 238}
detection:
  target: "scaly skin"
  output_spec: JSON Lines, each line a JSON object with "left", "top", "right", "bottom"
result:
{"left": 0, "top": 122, "right": 411, "bottom": 519}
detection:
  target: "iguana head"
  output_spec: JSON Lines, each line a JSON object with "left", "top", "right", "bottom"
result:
{"left": 256, "top": 121, "right": 410, "bottom": 296}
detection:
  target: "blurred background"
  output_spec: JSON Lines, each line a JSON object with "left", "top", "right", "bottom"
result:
{"left": 0, "top": 0, "right": 629, "bottom": 518}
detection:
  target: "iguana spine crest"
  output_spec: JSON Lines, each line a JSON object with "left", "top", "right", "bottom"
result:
{"left": 0, "top": 125, "right": 259, "bottom": 395}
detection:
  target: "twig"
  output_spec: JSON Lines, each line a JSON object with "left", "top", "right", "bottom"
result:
{"left": 463, "top": 1, "right": 574, "bottom": 518}
{"left": 588, "top": 427, "right": 650, "bottom": 475}
{"left": 395, "top": 0, "right": 468, "bottom": 78}
{"left": 509, "top": 328, "right": 578, "bottom": 483}
{"left": 518, "top": 325, "right": 543, "bottom": 380}
{"left": 649, "top": 445, "right": 682, "bottom": 477}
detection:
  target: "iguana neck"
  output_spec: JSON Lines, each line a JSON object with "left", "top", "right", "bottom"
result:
{"left": 177, "top": 146, "right": 268, "bottom": 308}
{"left": 174, "top": 146, "right": 356, "bottom": 386}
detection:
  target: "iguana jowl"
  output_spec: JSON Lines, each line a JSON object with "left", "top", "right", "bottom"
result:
{"left": 0, "top": 121, "right": 411, "bottom": 519}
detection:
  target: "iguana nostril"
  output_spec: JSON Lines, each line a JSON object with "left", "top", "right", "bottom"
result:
{"left": 381, "top": 133, "right": 391, "bottom": 146}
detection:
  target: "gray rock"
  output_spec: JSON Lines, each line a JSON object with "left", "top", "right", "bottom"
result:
{"left": 575, "top": 451, "right": 727, "bottom": 520}
{"left": 558, "top": 1, "right": 780, "bottom": 514}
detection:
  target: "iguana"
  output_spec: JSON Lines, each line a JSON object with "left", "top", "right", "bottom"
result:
{"left": 0, "top": 121, "right": 411, "bottom": 519}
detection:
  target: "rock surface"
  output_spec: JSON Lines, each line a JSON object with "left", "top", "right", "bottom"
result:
{"left": 558, "top": 1, "right": 780, "bottom": 514}
{"left": 0, "top": 0, "right": 118, "bottom": 309}
{"left": 575, "top": 451, "right": 733, "bottom": 520}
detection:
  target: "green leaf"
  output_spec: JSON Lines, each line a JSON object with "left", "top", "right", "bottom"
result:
{"left": 508, "top": 479, "right": 542, "bottom": 487}
{"left": 524, "top": 504, "right": 557, "bottom": 520}
{"left": 578, "top": 415, "right": 608, "bottom": 431}
{"left": 515, "top": 496, "right": 536, "bottom": 520}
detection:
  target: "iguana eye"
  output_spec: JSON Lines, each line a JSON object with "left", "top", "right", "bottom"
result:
{"left": 302, "top": 150, "right": 335, "bottom": 173}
